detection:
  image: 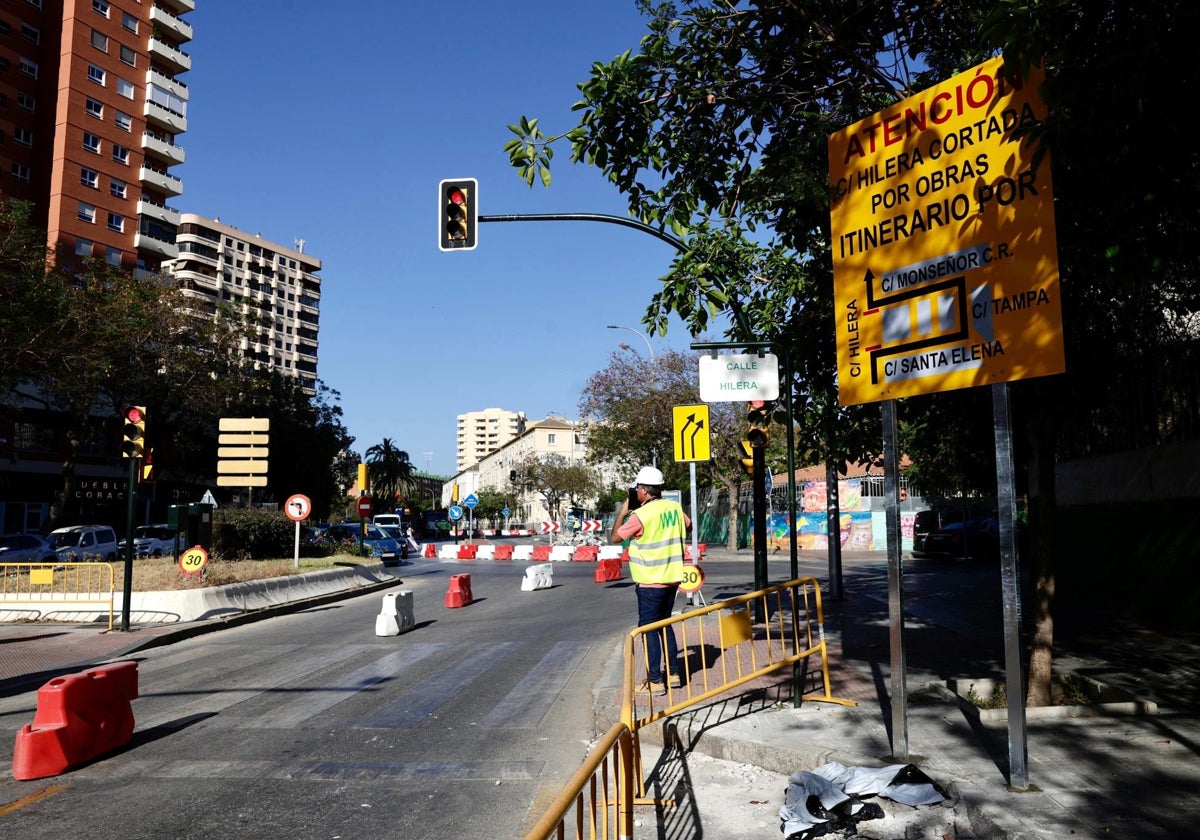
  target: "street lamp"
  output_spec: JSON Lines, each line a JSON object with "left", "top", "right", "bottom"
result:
{"left": 608, "top": 324, "right": 659, "bottom": 467}
{"left": 606, "top": 324, "right": 655, "bottom": 361}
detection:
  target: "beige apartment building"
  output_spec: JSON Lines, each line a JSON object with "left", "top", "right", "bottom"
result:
{"left": 0, "top": 0, "right": 193, "bottom": 275}
{"left": 456, "top": 407, "right": 526, "bottom": 472}
{"left": 166, "top": 214, "right": 323, "bottom": 394}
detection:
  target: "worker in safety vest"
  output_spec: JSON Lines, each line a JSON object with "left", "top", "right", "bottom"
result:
{"left": 610, "top": 465, "right": 690, "bottom": 695}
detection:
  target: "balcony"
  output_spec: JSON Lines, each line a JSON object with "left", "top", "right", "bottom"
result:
{"left": 136, "top": 195, "right": 180, "bottom": 227}
{"left": 135, "top": 231, "right": 179, "bottom": 259}
{"left": 149, "top": 5, "right": 194, "bottom": 43}
{"left": 148, "top": 37, "right": 191, "bottom": 74}
{"left": 139, "top": 164, "right": 183, "bottom": 196}
{"left": 144, "top": 99, "right": 187, "bottom": 134}
{"left": 155, "top": 0, "right": 196, "bottom": 16}
{"left": 142, "top": 131, "right": 185, "bottom": 166}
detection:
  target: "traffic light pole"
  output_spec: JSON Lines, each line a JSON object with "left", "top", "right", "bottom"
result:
{"left": 121, "top": 455, "right": 137, "bottom": 632}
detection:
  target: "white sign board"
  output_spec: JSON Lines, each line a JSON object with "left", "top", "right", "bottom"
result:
{"left": 698, "top": 353, "right": 780, "bottom": 402}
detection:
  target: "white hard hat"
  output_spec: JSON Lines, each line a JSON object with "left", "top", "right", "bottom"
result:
{"left": 634, "top": 466, "right": 664, "bottom": 486}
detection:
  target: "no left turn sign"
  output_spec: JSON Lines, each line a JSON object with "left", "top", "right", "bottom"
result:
{"left": 285, "top": 493, "right": 312, "bottom": 522}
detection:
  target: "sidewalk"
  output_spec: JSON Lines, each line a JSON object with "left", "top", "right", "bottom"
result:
{"left": 3, "top": 549, "right": 1199, "bottom": 839}
{"left": 616, "top": 547, "right": 1200, "bottom": 839}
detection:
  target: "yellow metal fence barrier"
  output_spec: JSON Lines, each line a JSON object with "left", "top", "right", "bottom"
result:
{"left": 0, "top": 562, "right": 116, "bottom": 630}
{"left": 620, "top": 576, "right": 856, "bottom": 801}
{"left": 525, "top": 577, "right": 857, "bottom": 833}
{"left": 523, "top": 721, "right": 635, "bottom": 840}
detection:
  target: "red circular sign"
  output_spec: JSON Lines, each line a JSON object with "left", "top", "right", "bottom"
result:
{"left": 357, "top": 495, "right": 372, "bottom": 517}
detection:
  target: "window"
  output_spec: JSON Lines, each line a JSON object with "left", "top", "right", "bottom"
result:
{"left": 78, "top": 202, "right": 97, "bottom": 224}
{"left": 83, "top": 132, "right": 100, "bottom": 153}
{"left": 92, "top": 0, "right": 109, "bottom": 17}
{"left": 80, "top": 167, "right": 99, "bottom": 189}
{"left": 18, "top": 57, "right": 36, "bottom": 78}
{"left": 119, "top": 44, "right": 135, "bottom": 66}
{"left": 0, "top": 57, "right": 8, "bottom": 72}
{"left": 13, "top": 127, "right": 31, "bottom": 147}
{"left": 90, "top": 29, "right": 108, "bottom": 52}
{"left": 121, "top": 12, "right": 137, "bottom": 33}
{"left": 548, "top": 433, "right": 557, "bottom": 444}
{"left": 88, "top": 64, "right": 105, "bottom": 85}
{"left": 114, "top": 110, "right": 131, "bottom": 131}
{"left": 106, "top": 212, "right": 124, "bottom": 232}
{"left": 109, "top": 178, "right": 126, "bottom": 198}
{"left": 16, "top": 92, "right": 34, "bottom": 112}
{"left": 111, "top": 144, "right": 128, "bottom": 164}
{"left": 117, "top": 77, "right": 134, "bottom": 99}
{"left": 21, "top": 24, "right": 39, "bottom": 44}
{"left": 27, "top": 1, "right": 44, "bottom": 10}
{"left": 10, "top": 163, "right": 30, "bottom": 183}
{"left": 85, "top": 97, "right": 103, "bottom": 118}
{"left": 106, "top": 246, "right": 122, "bottom": 266}
{"left": 0, "top": 22, "right": 9, "bottom": 37}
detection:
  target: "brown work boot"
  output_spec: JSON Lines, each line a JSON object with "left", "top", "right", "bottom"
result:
{"left": 665, "top": 667, "right": 683, "bottom": 689}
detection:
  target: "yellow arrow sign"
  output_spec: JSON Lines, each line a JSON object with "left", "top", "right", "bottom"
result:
{"left": 672, "top": 404, "right": 711, "bottom": 463}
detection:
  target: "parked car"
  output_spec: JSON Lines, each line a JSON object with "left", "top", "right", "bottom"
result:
{"left": 118, "top": 524, "right": 179, "bottom": 558}
{"left": 376, "top": 524, "right": 411, "bottom": 559}
{"left": 912, "top": 509, "right": 965, "bottom": 555}
{"left": 0, "top": 533, "right": 56, "bottom": 563}
{"left": 46, "top": 525, "right": 120, "bottom": 562}
{"left": 320, "top": 523, "right": 401, "bottom": 565}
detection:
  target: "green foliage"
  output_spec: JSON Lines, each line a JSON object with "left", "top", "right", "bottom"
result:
{"left": 511, "top": 454, "right": 602, "bottom": 522}
{"left": 211, "top": 507, "right": 295, "bottom": 561}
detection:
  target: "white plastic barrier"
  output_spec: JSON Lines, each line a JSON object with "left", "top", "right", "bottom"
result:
{"left": 438, "top": 544, "right": 459, "bottom": 560}
{"left": 475, "top": 544, "right": 496, "bottom": 560}
{"left": 598, "top": 545, "right": 624, "bottom": 560}
{"left": 520, "top": 564, "right": 554, "bottom": 592}
{"left": 512, "top": 545, "right": 534, "bottom": 561}
{"left": 549, "top": 545, "right": 575, "bottom": 562}
{"left": 375, "top": 591, "right": 415, "bottom": 636}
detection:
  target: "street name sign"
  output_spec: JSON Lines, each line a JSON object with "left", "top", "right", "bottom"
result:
{"left": 828, "top": 56, "right": 1064, "bottom": 406}
{"left": 698, "top": 353, "right": 779, "bottom": 402}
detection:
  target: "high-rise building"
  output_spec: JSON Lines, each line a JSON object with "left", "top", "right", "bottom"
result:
{"left": 0, "top": 0, "right": 192, "bottom": 274}
{"left": 168, "top": 214, "right": 323, "bottom": 395}
{"left": 456, "top": 408, "right": 526, "bottom": 472}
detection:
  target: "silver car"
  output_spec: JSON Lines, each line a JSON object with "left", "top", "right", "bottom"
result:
{"left": 0, "top": 533, "right": 56, "bottom": 563}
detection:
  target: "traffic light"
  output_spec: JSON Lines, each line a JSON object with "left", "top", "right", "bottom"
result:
{"left": 121, "top": 405, "right": 146, "bottom": 458}
{"left": 740, "top": 440, "right": 755, "bottom": 476}
{"left": 439, "top": 178, "right": 477, "bottom": 251}
{"left": 747, "top": 399, "right": 774, "bottom": 429}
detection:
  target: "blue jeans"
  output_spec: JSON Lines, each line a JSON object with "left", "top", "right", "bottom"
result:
{"left": 636, "top": 584, "right": 679, "bottom": 683}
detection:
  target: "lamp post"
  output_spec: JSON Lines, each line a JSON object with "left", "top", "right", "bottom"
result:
{"left": 606, "top": 324, "right": 655, "bottom": 361}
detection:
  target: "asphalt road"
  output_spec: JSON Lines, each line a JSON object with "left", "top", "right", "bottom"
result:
{"left": 0, "top": 557, "right": 639, "bottom": 839}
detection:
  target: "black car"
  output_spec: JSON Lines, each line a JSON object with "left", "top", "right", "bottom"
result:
{"left": 920, "top": 516, "right": 999, "bottom": 560}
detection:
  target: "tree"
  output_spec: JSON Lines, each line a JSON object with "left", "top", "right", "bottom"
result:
{"left": 364, "top": 438, "right": 415, "bottom": 516}
{"left": 506, "top": 1, "right": 1200, "bottom": 706}
{"left": 511, "top": 454, "right": 601, "bottom": 526}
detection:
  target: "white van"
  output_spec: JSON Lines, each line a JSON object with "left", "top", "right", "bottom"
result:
{"left": 46, "top": 525, "right": 120, "bottom": 562}
{"left": 372, "top": 513, "right": 402, "bottom": 529}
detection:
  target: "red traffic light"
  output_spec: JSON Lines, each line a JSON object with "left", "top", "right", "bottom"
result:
{"left": 438, "top": 178, "right": 478, "bottom": 252}
{"left": 447, "top": 187, "right": 466, "bottom": 205}
{"left": 125, "top": 406, "right": 144, "bottom": 424}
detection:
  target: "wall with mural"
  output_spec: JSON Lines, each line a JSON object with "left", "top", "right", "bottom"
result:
{"left": 763, "top": 479, "right": 916, "bottom": 551}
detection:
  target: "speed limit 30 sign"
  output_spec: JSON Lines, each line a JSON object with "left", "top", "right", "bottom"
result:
{"left": 679, "top": 564, "right": 705, "bottom": 594}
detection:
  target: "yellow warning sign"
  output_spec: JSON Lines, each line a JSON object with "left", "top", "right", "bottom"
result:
{"left": 828, "top": 56, "right": 1065, "bottom": 406}
{"left": 672, "top": 404, "right": 711, "bottom": 462}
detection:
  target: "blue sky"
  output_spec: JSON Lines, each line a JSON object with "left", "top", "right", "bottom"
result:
{"left": 177, "top": 2, "right": 706, "bottom": 477}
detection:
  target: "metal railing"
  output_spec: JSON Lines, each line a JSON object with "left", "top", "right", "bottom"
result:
{"left": 525, "top": 577, "right": 856, "bottom": 832}
{"left": 0, "top": 562, "right": 115, "bottom": 630}
{"left": 523, "top": 721, "right": 635, "bottom": 840}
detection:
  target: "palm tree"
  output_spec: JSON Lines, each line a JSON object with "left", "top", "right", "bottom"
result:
{"left": 364, "top": 438, "right": 415, "bottom": 515}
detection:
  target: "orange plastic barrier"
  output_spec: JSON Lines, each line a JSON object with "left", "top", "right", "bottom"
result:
{"left": 493, "top": 544, "right": 514, "bottom": 561}
{"left": 573, "top": 545, "right": 599, "bottom": 562}
{"left": 12, "top": 661, "right": 139, "bottom": 781}
{"left": 457, "top": 544, "right": 477, "bottom": 560}
{"left": 423, "top": 543, "right": 437, "bottom": 558}
{"left": 594, "top": 558, "right": 623, "bottom": 582}
{"left": 531, "top": 545, "right": 552, "bottom": 562}
{"left": 444, "top": 573, "right": 473, "bottom": 608}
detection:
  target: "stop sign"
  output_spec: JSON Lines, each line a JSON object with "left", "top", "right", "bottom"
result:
{"left": 357, "top": 495, "right": 372, "bottom": 517}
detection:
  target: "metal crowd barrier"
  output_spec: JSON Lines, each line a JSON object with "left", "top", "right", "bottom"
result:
{"left": 0, "top": 562, "right": 116, "bottom": 630}
{"left": 523, "top": 721, "right": 635, "bottom": 840}
{"left": 620, "top": 576, "right": 856, "bottom": 801}
{"left": 525, "top": 577, "right": 856, "bottom": 833}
